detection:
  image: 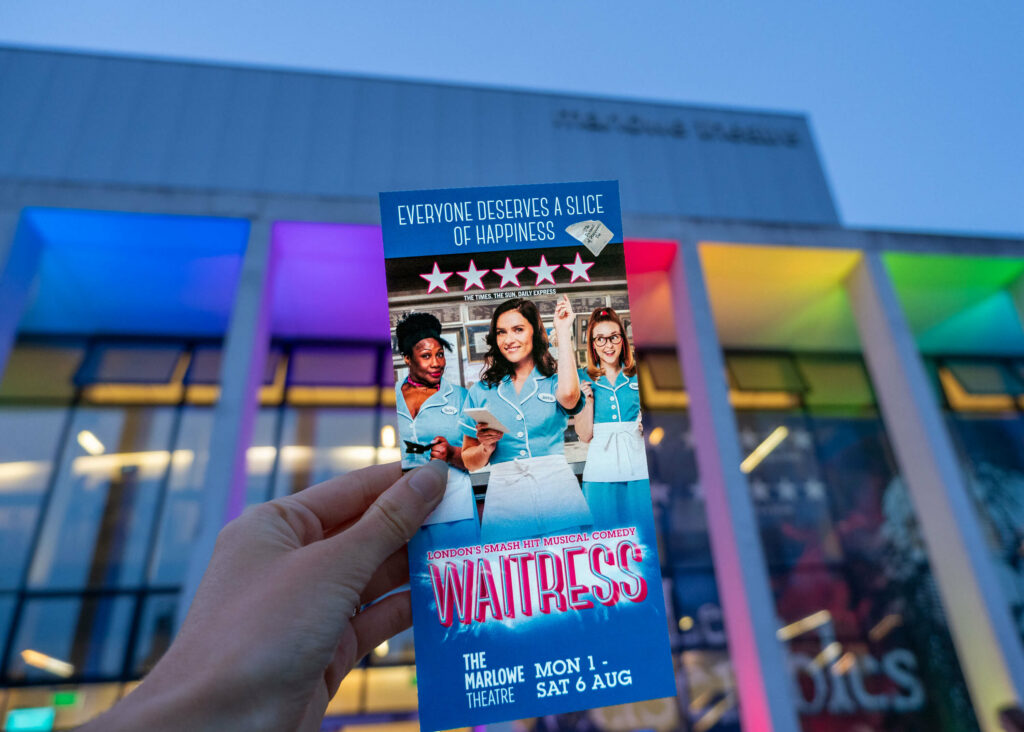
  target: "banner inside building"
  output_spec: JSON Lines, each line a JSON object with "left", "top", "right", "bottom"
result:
{"left": 379, "top": 181, "right": 675, "bottom": 730}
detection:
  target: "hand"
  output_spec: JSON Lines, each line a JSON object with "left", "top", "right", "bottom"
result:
{"left": 430, "top": 436, "right": 452, "bottom": 462}
{"left": 553, "top": 294, "right": 575, "bottom": 334}
{"left": 580, "top": 381, "right": 593, "bottom": 399}
{"left": 84, "top": 461, "right": 448, "bottom": 732}
{"left": 475, "top": 422, "right": 503, "bottom": 449}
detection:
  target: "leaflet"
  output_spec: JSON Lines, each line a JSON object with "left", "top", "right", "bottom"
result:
{"left": 379, "top": 181, "right": 675, "bottom": 730}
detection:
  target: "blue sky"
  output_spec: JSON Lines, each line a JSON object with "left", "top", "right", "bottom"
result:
{"left": 2, "top": 1, "right": 1021, "bottom": 236}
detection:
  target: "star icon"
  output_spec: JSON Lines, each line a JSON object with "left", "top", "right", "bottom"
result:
{"left": 528, "top": 254, "right": 561, "bottom": 286}
{"left": 493, "top": 257, "right": 525, "bottom": 288}
{"left": 420, "top": 262, "right": 453, "bottom": 293}
{"left": 563, "top": 252, "right": 594, "bottom": 283}
{"left": 804, "top": 479, "right": 826, "bottom": 500}
{"left": 457, "top": 260, "right": 489, "bottom": 291}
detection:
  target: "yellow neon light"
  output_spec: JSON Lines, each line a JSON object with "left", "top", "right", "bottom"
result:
{"left": 812, "top": 641, "right": 842, "bottom": 668}
{"left": 647, "top": 426, "right": 665, "bottom": 446}
{"left": 0, "top": 460, "right": 49, "bottom": 487}
{"left": 82, "top": 352, "right": 192, "bottom": 405}
{"left": 740, "top": 426, "right": 788, "bottom": 474}
{"left": 76, "top": 430, "right": 105, "bottom": 455}
{"left": 21, "top": 649, "right": 74, "bottom": 678}
{"left": 868, "top": 613, "right": 903, "bottom": 642}
{"left": 71, "top": 450, "right": 194, "bottom": 478}
{"left": 776, "top": 609, "right": 832, "bottom": 641}
{"left": 286, "top": 386, "right": 383, "bottom": 406}
{"left": 373, "top": 640, "right": 390, "bottom": 657}
{"left": 380, "top": 425, "right": 397, "bottom": 449}
{"left": 259, "top": 356, "right": 290, "bottom": 406}
{"left": 833, "top": 651, "right": 856, "bottom": 675}
{"left": 677, "top": 615, "right": 693, "bottom": 631}
{"left": 938, "top": 367, "right": 1015, "bottom": 412}
{"left": 728, "top": 390, "right": 800, "bottom": 410}
{"left": 693, "top": 692, "right": 735, "bottom": 732}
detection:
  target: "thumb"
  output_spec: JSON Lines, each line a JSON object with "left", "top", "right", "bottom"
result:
{"left": 321, "top": 460, "right": 448, "bottom": 587}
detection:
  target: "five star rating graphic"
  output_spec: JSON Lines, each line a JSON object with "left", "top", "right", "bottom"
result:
{"left": 421, "top": 254, "right": 594, "bottom": 293}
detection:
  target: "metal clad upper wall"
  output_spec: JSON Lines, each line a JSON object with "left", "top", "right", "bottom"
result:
{"left": 0, "top": 48, "right": 838, "bottom": 224}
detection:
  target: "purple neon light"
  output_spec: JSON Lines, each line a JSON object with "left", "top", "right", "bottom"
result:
{"left": 270, "top": 222, "right": 391, "bottom": 340}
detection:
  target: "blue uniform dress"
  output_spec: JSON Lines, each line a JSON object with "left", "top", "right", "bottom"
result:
{"left": 460, "top": 367, "right": 592, "bottom": 543}
{"left": 579, "top": 368, "right": 650, "bottom": 529}
{"left": 396, "top": 378, "right": 480, "bottom": 544}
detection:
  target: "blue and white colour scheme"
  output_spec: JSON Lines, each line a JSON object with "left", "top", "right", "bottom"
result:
{"left": 380, "top": 182, "right": 674, "bottom": 731}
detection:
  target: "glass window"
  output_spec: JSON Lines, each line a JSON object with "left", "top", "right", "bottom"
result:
{"left": 28, "top": 407, "right": 176, "bottom": 589}
{"left": 272, "top": 407, "right": 379, "bottom": 497}
{"left": 946, "top": 360, "right": 1023, "bottom": 396}
{"left": 289, "top": 346, "right": 379, "bottom": 386}
{"left": 75, "top": 344, "right": 185, "bottom": 385}
{"left": 148, "top": 408, "right": 212, "bottom": 586}
{"left": 132, "top": 593, "right": 179, "bottom": 675}
{"left": 5, "top": 595, "right": 134, "bottom": 682}
{"left": 727, "top": 354, "right": 805, "bottom": 392}
{"left": 245, "top": 408, "right": 282, "bottom": 507}
{"left": 0, "top": 408, "right": 68, "bottom": 589}
{"left": 0, "top": 343, "right": 84, "bottom": 401}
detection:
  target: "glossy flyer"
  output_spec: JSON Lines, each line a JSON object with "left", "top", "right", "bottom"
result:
{"left": 379, "top": 181, "right": 675, "bottom": 730}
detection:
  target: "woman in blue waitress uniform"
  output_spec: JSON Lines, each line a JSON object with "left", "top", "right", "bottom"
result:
{"left": 574, "top": 307, "right": 649, "bottom": 529}
{"left": 394, "top": 312, "right": 477, "bottom": 532}
{"left": 461, "top": 296, "right": 593, "bottom": 544}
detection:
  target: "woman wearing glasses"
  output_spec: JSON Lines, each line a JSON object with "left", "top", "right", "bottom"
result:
{"left": 575, "top": 307, "right": 649, "bottom": 528}
{"left": 460, "top": 296, "right": 592, "bottom": 544}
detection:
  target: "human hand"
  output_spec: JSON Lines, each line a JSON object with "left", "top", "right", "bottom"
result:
{"left": 475, "top": 422, "right": 503, "bottom": 450}
{"left": 430, "top": 436, "right": 452, "bottom": 462}
{"left": 553, "top": 294, "right": 575, "bottom": 334}
{"left": 84, "top": 461, "right": 448, "bottom": 732}
{"left": 580, "top": 381, "right": 593, "bottom": 399}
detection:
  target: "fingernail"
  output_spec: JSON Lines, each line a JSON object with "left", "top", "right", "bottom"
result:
{"left": 409, "top": 460, "right": 447, "bottom": 501}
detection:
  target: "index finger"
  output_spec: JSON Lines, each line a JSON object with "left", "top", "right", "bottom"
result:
{"left": 287, "top": 462, "right": 403, "bottom": 534}
{"left": 328, "top": 460, "right": 448, "bottom": 584}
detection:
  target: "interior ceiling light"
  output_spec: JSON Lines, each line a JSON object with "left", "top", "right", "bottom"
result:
{"left": 20, "top": 649, "right": 74, "bottom": 678}
{"left": 76, "top": 430, "right": 105, "bottom": 456}
{"left": 740, "top": 426, "right": 788, "bottom": 474}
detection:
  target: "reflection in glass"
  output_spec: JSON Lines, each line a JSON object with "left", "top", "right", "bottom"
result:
{"left": 272, "top": 408, "right": 379, "bottom": 497}
{"left": 132, "top": 593, "right": 179, "bottom": 675}
{"left": 6, "top": 595, "right": 134, "bottom": 682}
{"left": 945, "top": 413, "right": 1024, "bottom": 640}
{"left": 149, "top": 408, "right": 211, "bottom": 585}
{"left": 28, "top": 408, "right": 176, "bottom": 589}
{"left": 0, "top": 408, "right": 68, "bottom": 589}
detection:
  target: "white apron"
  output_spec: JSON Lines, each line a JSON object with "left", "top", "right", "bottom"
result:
{"left": 422, "top": 468, "right": 476, "bottom": 526}
{"left": 480, "top": 454, "right": 592, "bottom": 543}
{"left": 582, "top": 420, "right": 648, "bottom": 483}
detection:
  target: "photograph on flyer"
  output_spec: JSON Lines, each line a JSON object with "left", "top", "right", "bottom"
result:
{"left": 380, "top": 182, "right": 674, "bottom": 730}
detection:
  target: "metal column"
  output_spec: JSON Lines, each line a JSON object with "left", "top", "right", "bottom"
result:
{"left": 668, "top": 239, "right": 801, "bottom": 732}
{"left": 847, "top": 251, "right": 1024, "bottom": 732}
{"left": 177, "top": 217, "right": 277, "bottom": 625}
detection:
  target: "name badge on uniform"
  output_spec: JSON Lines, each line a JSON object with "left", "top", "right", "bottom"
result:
{"left": 629, "top": 382, "right": 640, "bottom": 390}
{"left": 441, "top": 405, "right": 458, "bottom": 415}
{"left": 537, "top": 392, "right": 556, "bottom": 403}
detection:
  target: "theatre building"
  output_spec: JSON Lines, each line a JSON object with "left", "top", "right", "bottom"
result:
{"left": 2, "top": 46, "right": 1024, "bottom": 732}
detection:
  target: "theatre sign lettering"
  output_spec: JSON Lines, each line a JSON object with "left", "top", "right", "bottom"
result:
{"left": 553, "top": 108, "right": 801, "bottom": 147}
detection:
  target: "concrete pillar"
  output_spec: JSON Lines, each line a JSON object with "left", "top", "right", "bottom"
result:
{"left": 846, "top": 251, "right": 1024, "bottom": 732}
{"left": 668, "top": 239, "right": 801, "bottom": 732}
{"left": 178, "top": 217, "right": 276, "bottom": 624}
{"left": 0, "top": 210, "right": 44, "bottom": 377}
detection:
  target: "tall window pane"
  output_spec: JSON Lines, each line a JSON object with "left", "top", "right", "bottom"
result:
{"left": 28, "top": 408, "right": 176, "bottom": 589}
{"left": 0, "top": 408, "right": 68, "bottom": 589}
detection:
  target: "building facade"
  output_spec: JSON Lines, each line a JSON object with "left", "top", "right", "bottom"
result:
{"left": 1, "top": 46, "right": 1023, "bottom": 732}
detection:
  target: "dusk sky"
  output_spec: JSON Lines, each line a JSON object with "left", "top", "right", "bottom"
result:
{"left": 3, "top": 1, "right": 1021, "bottom": 236}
